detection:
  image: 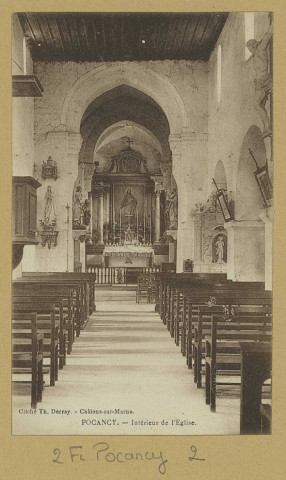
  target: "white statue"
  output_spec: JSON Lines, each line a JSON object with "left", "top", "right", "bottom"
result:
{"left": 215, "top": 236, "right": 225, "bottom": 264}
{"left": 73, "top": 186, "right": 83, "bottom": 226}
{"left": 43, "top": 186, "right": 56, "bottom": 226}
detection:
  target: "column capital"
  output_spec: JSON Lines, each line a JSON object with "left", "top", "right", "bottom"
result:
{"left": 93, "top": 183, "right": 105, "bottom": 198}
{"left": 151, "top": 174, "right": 164, "bottom": 192}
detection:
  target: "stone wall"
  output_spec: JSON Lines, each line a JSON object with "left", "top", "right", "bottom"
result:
{"left": 206, "top": 12, "right": 272, "bottom": 285}
{"left": 13, "top": 12, "right": 272, "bottom": 285}
{"left": 32, "top": 59, "right": 208, "bottom": 272}
{"left": 12, "top": 15, "right": 35, "bottom": 279}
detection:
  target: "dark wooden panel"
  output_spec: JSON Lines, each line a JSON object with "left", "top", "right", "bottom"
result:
{"left": 17, "top": 12, "right": 229, "bottom": 62}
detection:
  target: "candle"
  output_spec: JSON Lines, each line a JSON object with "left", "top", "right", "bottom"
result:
{"left": 143, "top": 214, "right": 146, "bottom": 243}
{"left": 137, "top": 208, "right": 139, "bottom": 242}
{"left": 120, "top": 210, "right": 121, "bottom": 241}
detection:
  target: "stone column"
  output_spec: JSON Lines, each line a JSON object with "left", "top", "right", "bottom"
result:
{"left": 259, "top": 207, "right": 273, "bottom": 290}
{"left": 160, "top": 161, "right": 172, "bottom": 191}
{"left": 224, "top": 220, "right": 265, "bottom": 282}
{"left": 170, "top": 130, "right": 208, "bottom": 272}
{"left": 155, "top": 190, "right": 161, "bottom": 242}
{"left": 193, "top": 214, "right": 203, "bottom": 262}
{"left": 151, "top": 175, "right": 164, "bottom": 244}
{"left": 94, "top": 184, "right": 105, "bottom": 244}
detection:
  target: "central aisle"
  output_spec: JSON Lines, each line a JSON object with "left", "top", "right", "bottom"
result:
{"left": 12, "top": 288, "right": 240, "bottom": 435}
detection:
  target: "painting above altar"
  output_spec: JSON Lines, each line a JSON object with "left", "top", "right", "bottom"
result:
{"left": 91, "top": 139, "right": 157, "bottom": 246}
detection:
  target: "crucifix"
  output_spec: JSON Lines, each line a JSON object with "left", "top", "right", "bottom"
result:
{"left": 125, "top": 137, "right": 133, "bottom": 148}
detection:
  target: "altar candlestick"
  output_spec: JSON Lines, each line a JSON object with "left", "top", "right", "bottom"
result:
{"left": 143, "top": 214, "right": 146, "bottom": 243}
{"left": 120, "top": 210, "right": 122, "bottom": 241}
{"left": 137, "top": 208, "right": 139, "bottom": 241}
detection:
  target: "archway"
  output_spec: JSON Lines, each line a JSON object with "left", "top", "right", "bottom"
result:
{"left": 61, "top": 63, "right": 189, "bottom": 135}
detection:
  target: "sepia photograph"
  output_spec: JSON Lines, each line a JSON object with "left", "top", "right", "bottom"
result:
{"left": 12, "top": 10, "right": 273, "bottom": 437}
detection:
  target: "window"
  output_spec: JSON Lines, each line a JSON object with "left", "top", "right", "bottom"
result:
{"left": 23, "top": 37, "right": 27, "bottom": 74}
{"left": 217, "top": 45, "right": 222, "bottom": 105}
{"left": 245, "top": 12, "right": 255, "bottom": 60}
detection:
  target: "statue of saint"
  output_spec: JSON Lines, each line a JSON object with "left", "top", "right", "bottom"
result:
{"left": 215, "top": 236, "right": 225, "bottom": 264}
{"left": 246, "top": 18, "right": 273, "bottom": 138}
{"left": 165, "top": 188, "right": 178, "bottom": 229}
{"left": 43, "top": 186, "right": 56, "bottom": 226}
{"left": 82, "top": 199, "right": 91, "bottom": 226}
{"left": 120, "top": 189, "right": 137, "bottom": 218}
{"left": 73, "top": 186, "right": 83, "bottom": 226}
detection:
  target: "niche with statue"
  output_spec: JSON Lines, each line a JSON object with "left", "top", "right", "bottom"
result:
{"left": 191, "top": 191, "right": 228, "bottom": 273}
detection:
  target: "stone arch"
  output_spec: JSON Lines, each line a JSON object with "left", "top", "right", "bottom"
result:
{"left": 95, "top": 121, "right": 162, "bottom": 155}
{"left": 60, "top": 63, "right": 189, "bottom": 135}
{"left": 236, "top": 125, "right": 267, "bottom": 220}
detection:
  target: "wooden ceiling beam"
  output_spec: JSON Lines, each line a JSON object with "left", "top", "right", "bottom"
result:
{"left": 171, "top": 17, "right": 182, "bottom": 55}
{"left": 16, "top": 13, "right": 228, "bottom": 62}
{"left": 199, "top": 14, "right": 212, "bottom": 44}
{"left": 162, "top": 18, "right": 172, "bottom": 55}
{"left": 188, "top": 14, "right": 201, "bottom": 53}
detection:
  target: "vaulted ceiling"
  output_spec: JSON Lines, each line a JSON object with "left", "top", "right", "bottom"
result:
{"left": 79, "top": 85, "right": 171, "bottom": 164}
{"left": 17, "top": 12, "right": 228, "bottom": 62}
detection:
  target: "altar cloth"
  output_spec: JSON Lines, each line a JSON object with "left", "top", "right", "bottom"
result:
{"left": 103, "top": 245, "right": 154, "bottom": 257}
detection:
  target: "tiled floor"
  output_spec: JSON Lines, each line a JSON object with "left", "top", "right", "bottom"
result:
{"left": 12, "top": 288, "right": 240, "bottom": 435}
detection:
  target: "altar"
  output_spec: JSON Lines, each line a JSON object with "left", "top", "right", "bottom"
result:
{"left": 103, "top": 245, "right": 154, "bottom": 268}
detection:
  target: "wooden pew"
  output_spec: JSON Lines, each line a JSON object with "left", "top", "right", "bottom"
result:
{"left": 204, "top": 313, "right": 272, "bottom": 413}
{"left": 15, "top": 277, "right": 86, "bottom": 333}
{"left": 13, "top": 294, "right": 70, "bottom": 363}
{"left": 176, "top": 281, "right": 267, "bottom": 349}
{"left": 13, "top": 281, "right": 82, "bottom": 337}
{"left": 13, "top": 305, "right": 59, "bottom": 387}
{"left": 183, "top": 287, "right": 271, "bottom": 375}
{"left": 240, "top": 342, "right": 271, "bottom": 434}
{"left": 22, "top": 272, "right": 96, "bottom": 315}
{"left": 13, "top": 284, "right": 75, "bottom": 358}
{"left": 159, "top": 273, "right": 228, "bottom": 333}
{"left": 260, "top": 404, "right": 271, "bottom": 434}
{"left": 12, "top": 312, "right": 44, "bottom": 409}
{"left": 12, "top": 294, "right": 71, "bottom": 364}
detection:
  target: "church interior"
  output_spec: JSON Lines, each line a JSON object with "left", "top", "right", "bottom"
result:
{"left": 12, "top": 12, "right": 273, "bottom": 435}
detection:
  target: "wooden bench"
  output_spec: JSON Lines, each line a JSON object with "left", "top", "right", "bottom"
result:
{"left": 260, "top": 404, "right": 271, "bottom": 434}
{"left": 22, "top": 272, "right": 96, "bottom": 315}
{"left": 13, "top": 305, "right": 59, "bottom": 387}
{"left": 160, "top": 273, "right": 228, "bottom": 334}
{"left": 183, "top": 288, "right": 271, "bottom": 376}
{"left": 13, "top": 281, "right": 81, "bottom": 338}
{"left": 177, "top": 281, "right": 267, "bottom": 349}
{"left": 204, "top": 314, "right": 272, "bottom": 413}
{"left": 192, "top": 296, "right": 271, "bottom": 384}
{"left": 15, "top": 277, "right": 86, "bottom": 334}
{"left": 240, "top": 342, "right": 272, "bottom": 434}
{"left": 12, "top": 295, "right": 72, "bottom": 365}
{"left": 12, "top": 312, "right": 44, "bottom": 409}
